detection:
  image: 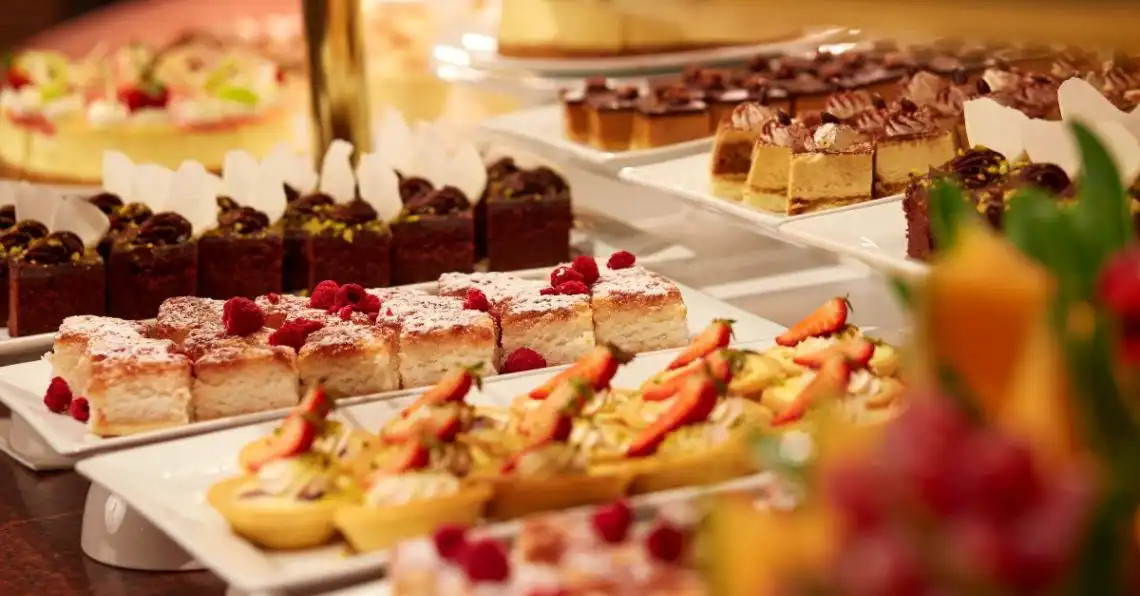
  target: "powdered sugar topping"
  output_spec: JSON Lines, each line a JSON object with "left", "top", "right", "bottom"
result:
{"left": 593, "top": 267, "right": 678, "bottom": 298}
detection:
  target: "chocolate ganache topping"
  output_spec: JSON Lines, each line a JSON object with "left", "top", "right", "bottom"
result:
{"left": 502, "top": 167, "right": 569, "bottom": 199}
{"left": 947, "top": 148, "right": 1007, "bottom": 189}
{"left": 1, "top": 220, "right": 49, "bottom": 254}
{"left": 24, "top": 231, "right": 84, "bottom": 265}
{"left": 329, "top": 200, "right": 378, "bottom": 226}
{"left": 405, "top": 186, "right": 471, "bottom": 216}
{"left": 216, "top": 196, "right": 241, "bottom": 214}
{"left": 486, "top": 157, "right": 521, "bottom": 183}
{"left": 1011, "top": 163, "right": 1073, "bottom": 196}
{"left": 287, "top": 193, "right": 335, "bottom": 220}
{"left": 135, "top": 212, "right": 192, "bottom": 246}
{"left": 219, "top": 206, "right": 270, "bottom": 233}
{"left": 87, "top": 193, "right": 123, "bottom": 216}
{"left": 112, "top": 203, "right": 154, "bottom": 231}
{"left": 0, "top": 205, "right": 15, "bottom": 230}
{"left": 399, "top": 177, "right": 434, "bottom": 203}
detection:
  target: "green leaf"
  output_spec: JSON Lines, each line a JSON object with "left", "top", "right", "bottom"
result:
{"left": 217, "top": 85, "right": 259, "bottom": 106}
{"left": 203, "top": 58, "right": 239, "bottom": 93}
{"left": 1004, "top": 190, "right": 1094, "bottom": 302}
{"left": 927, "top": 179, "right": 972, "bottom": 251}
{"left": 1070, "top": 121, "right": 1133, "bottom": 262}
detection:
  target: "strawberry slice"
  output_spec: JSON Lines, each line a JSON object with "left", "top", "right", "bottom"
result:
{"left": 666, "top": 319, "right": 734, "bottom": 370}
{"left": 502, "top": 409, "right": 575, "bottom": 474}
{"left": 775, "top": 297, "right": 851, "bottom": 347}
{"left": 792, "top": 338, "right": 875, "bottom": 370}
{"left": 770, "top": 355, "right": 852, "bottom": 427}
{"left": 244, "top": 415, "right": 319, "bottom": 472}
{"left": 297, "top": 385, "right": 333, "bottom": 418}
{"left": 383, "top": 406, "right": 464, "bottom": 443}
{"left": 521, "top": 380, "right": 591, "bottom": 435}
{"left": 369, "top": 438, "right": 432, "bottom": 482}
{"left": 626, "top": 370, "right": 721, "bottom": 458}
{"left": 403, "top": 364, "right": 482, "bottom": 417}
{"left": 528, "top": 344, "right": 633, "bottom": 400}
{"left": 641, "top": 350, "right": 734, "bottom": 402}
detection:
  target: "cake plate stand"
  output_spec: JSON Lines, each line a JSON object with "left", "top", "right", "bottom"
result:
{"left": 0, "top": 413, "right": 76, "bottom": 471}
{"left": 81, "top": 482, "right": 204, "bottom": 572}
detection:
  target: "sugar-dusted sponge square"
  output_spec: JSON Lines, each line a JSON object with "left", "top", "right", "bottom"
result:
{"left": 385, "top": 293, "right": 498, "bottom": 387}
{"left": 437, "top": 271, "right": 546, "bottom": 315}
{"left": 297, "top": 321, "right": 400, "bottom": 398}
{"left": 500, "top": 293, "right": 595, "bottom": 366}
{"left": 590, "top": 266, "right": 688, "bottom": 353}
{"left": 186, "top": 330, "right": 301, "bottom": 421}
{"left": 51, "top": 315, "right": 149, "bottom": 393}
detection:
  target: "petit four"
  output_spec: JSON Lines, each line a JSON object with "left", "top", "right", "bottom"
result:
{"left": 587, "top": 85, "right": 640, "bottom": 152}
{"left": 742, "top": 110, "right": 807, "bottom": 211}
{"left": 560, "top": 77, "right": 610, "bottom": 144}
{"left": 590, "top": 264, "right": 688, "bottom": 353}
{"left": 856, "top": 98, "right": 957, "bottom": 197}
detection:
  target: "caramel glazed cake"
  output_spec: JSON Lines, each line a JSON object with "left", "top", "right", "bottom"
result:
{"left": 47, "top": 266, "right": 689, "bottom": 437}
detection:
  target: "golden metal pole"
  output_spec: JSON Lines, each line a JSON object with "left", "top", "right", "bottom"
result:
{"left": 301, "top": 0, "right": 372, "bottom": 167}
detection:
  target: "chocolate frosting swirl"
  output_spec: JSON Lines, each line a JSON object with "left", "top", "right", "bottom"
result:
{"left": 87, "top": 193, "right": 123, "bottom": 216}
{"left": 948, "top": 148, "right": 1007, "bottom": 189}
{"left": 824, "top": 90, "right": 875, "bottom": 121}
{"left": 218, "top": 206, "right": 270, "bottom": 233}
{"left": 329, "top": 200, "right": 378, "bottom": 226}
{"left": 24, "top": 231, "right": 84, "bottom": 265}
{"left": 405, "top": 186, "right": 471, "bottom": 216}
{"left": 1011, "top": 163, "right": 1072, "bottom": 196}
{"left": 287, "top": 193, "right": 334, "bottom": 220}
{"left": 216, "top": 196, "right": 240, "bottom": 214}
{"left": 398, "top": 177, "right": 434, "bottom": 204}
{"left": 0, "top": 205, "right": 15, "bottom": 230}
{"left": 882, "top": 100, "right": 938, "bottom": 138}
{"left": 135, "top": 212, "right": 193, "bottom": 246}
{"left": 757, "top": 115, "right": 812, "bottom": 151}
{"left": 1100, "top": 61, "right": 1140, "bottom": 94}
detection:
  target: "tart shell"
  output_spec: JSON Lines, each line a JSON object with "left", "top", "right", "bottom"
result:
{"left": 207, "top": 476, "right": 357, "bottom": 550}
{"left": 333, "top": 482, "right": 493, "bottom": 553}
{"left": 594, "top": 434, "right": 756, "bottom": 495}
{"left": 484, "top": 470, "right": 632, "bottom": 520}
{"left": 238, "top": 430, "right": 377, "bottom": 473}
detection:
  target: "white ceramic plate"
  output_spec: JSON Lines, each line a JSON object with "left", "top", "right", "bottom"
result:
{"left": 776, "top": 198, "right": 929, "bottom": 278}
{"left": 76, "top": 340, "right": 778, "bottom": 594}
{"left": 619, "top": 152, "right": 905, "bottom": 231}
{"left": 436, "top": 27, "right": 847, "bottom": 77}
{"left": 0, "top": 272, "right": 785, "bottom": 460}
{"left": 478, "top": 105, "right": 714, "bottom": 171}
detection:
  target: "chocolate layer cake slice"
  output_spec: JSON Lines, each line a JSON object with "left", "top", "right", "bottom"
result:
{"left": 281, "top": 192, "right": 333, "bottom": 292}
{"left": 107, "top": 212, "right": 198, "bottom": 320}
{"left": 709, "top": 102, "right": 774, "bottom": 200}
{"left": 484, "top": 166, "right": 572, "bottom": 271}
{"left": 9, "top": 231, "right": 105, "bottom": 336}
{"left": 391, "top": 186, "right": 475, "bottom": 285}
{"left": 476, "top": 157, "right": 521, "bottom": 260}
{"left": 305, "top": 199, "right": 392, "bottom": 289}
{"left": 199, "top": 206, "right": 283, "bottom": 299}
{"left": 0, "top": 220, "right": 48, "bottom": 326}
{"left": 630, "top": 86, "right": 709, "bottom": 150}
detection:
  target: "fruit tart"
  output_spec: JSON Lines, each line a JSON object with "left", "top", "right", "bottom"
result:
{"left": 208, "top": 387, "right": 362, "bottom": 550}
{"left": 488, "top": 381, "right": 632, "bottom": 520}
{"left": 335, "top": 433, "right": 493, "bottom": 553}
{"left": 238, "top": 386, "right": 374, "bottom": 473}
{"left": 509, "top": 344, "right": 636, "bottom": 433}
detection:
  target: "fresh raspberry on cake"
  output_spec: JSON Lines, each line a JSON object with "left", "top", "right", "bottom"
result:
{"left": 502, "top": 347, "right": 547, "bottom": 373}
{"left": 463, "top": 288, "right": 491, "bottom": 312}
{"left": 549, "top": 266, "right": 584, "bottom": 288}
{"left": 308, "top": 280, "right": 340, "bottom": 309}
{"left": 571, "top": 255, "right": 600, "bottom": 284}
{"left": 69, "top": 397, "right": 90, "bottom": 422}
{"left": 359, "top": 293, "right": 382, "bottom": 313}
{"left": 222, "top": 297, "right": 265, "bottom": 336}
{"left": 268, "top": 319, "right": 324, "bottom": 351}
{"left": 557, "top": 281, "right": 589, "bottom": 295}
{"left": 432, "top": 524, "right": 469, "bottom": 561}
{"left": 462, "top": 538, "right": 511, "bottom": 583}
{"left": 43, "top": 377, "right": 72, "bottom": 413}
{"left": 539, "top": 287, "right": 559, "bottom": 296}
{"left": 335, "top": 283, "right": 366, "bottom": 309}
{"left": 265, "top": 292, "right": 281, "bottom": 304}
{"left": 607, "top": 250, "right": 636, "bottom": 270}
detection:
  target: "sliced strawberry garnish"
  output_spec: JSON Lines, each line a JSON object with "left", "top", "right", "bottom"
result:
{"left": 626, "top": 370, "right": 721, "bottom": 458}
{"left": 775, "top": 297, "right": 851, "bottom": 347}
{"left": 502, "top": 409, "right": 575, "bottom": 474}
{"left": 770, "top": 355, "right": 851, "bottom": 427}
{"left": 792, "top": 337, "right": 875, "bottom": 370}
{"left": 528, "top": 344, "right": 633, "bottom": 400}
{"left": 369, "top": 437, "right": 432, "bottom": 481}
{"left": 243, "top": 415, "right": 319, "bottom": 472}
{"left": 383, "top": 406, "right": 464, "bottom": 444}
{"left": 666, "top": 319, "right": 734, "bottom": 370}
{"left": 641, "top": 350, "right": 734, "bottom": 402}
{"left": 296, "top": 385, "right": 333, "bottom": 418}
{"left": 403, "top": 364, "right": 482, "bottom": 417}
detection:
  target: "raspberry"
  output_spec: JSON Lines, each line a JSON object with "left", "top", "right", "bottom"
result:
{"left": 222, "top": 297, "right": 265, "bottom": 336}
{"left": 432, "top": 524, "right": 469, "bottom": 562}
{"left": 265, "top": 292, "right": 281, "bottom": 304}
{"left": 549, "top": 266, "right": 584, "bottom": 288}
{"left": 267, "top": 319, "right": 324, "bottom": 351}
{"left": 69, "top": 397, "right": 90, "bottom": 422}
{"left": 367, "top": 312, "right": 379, "bottom": 323}
{"left": 570, "top": 256, "right": 600, "bottom": 285}
{"left": 644, "top": 521, "right": 686, "bottom": 563}
{"left": 335, "top": 283, "right": 366, "bottom": 308}
{"left": 308, "top": 280, "right": 339, "bottom": 309}
{"left": 461, "top": 538, "right": 511, "bottom": 583}
{"left": 502, "top": 348, "right": 547, "bottom": 373}
{"left": 464, "top": 288, "right": 491, "bottom": 312}
{"left": 557, "top": 281, "right": 589, "bottom": 295}
{"left": 386, "top": 308, "right": 394, "bottom": 316}
{"left": 338, "top": 305, "right": 354, "bottom": 320}
{"left": 539, "top": 287, "right": 559, "bottom": 296}
{"left": 607, "top": 250, "right": 636, "bottom": 270}
{"left": 591, "top": 500, "right": 632, "bottom": 544}
{"left": 43, "top": 377, "right": 72, "bottom": 413}
{"left": 359, "top": 293, "right": 382, "bottom": 314}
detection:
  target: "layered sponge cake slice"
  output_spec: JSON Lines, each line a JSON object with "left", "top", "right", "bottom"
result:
{"left": 590, "top": 266, "right": 688, "bottom": 352}
{"left": 296, "top": 321, "right": 399, "bottom": 398}
{"left": 384, "top": 292, "right": 498, "bottom": 387}
{"left": 500, "top": 293, "right": 595, "bottom": 366}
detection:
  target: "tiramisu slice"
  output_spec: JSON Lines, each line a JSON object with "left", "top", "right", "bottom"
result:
{"left": 591, "top": 264, "right": 687, "bottom": 353}
{"left": 742, "top": 110, "right": 811, "bottom": 212}
{"left": 856, "top": 99, "right": 957, "bottom": 197}
{"left": 787, "top": 115, "right": 875, "bottom": 215}
{"left": 709, "top": 103, "right": 774, "bottom": 200}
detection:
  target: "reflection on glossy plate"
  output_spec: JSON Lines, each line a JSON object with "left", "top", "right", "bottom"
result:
{"left": 776, "top": 198, "right": 928, "bottom": 278}
{"left": 619, "top": 152, "right": 905, "bottom": 231}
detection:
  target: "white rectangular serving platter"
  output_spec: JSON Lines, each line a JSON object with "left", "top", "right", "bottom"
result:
{"left": 775, "top": 197, "right": 929, "bottom": 279}
{"left": 76, "top": 340, "right": 779, "bottom": 594}
{"left": 0, "top": 268, "right": 785, "bottom": 463}
{"left": 618, "top": 152, "right": 904, "bottom": 232}
{"left": 478, "top": 104, "right": 713, "bottom": 171}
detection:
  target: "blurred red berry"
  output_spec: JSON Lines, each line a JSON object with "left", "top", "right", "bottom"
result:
{"left": 570, "top": 256, "right": 600, "bottom": 284}
{"left": 464, "top": 288, "right": 491, "bottom": 312}
{"left": 832, "top": 530, "right": 926, "bottom": 596}
{"left": 549, "top": 266, "right": 583, "bottom": 288}
{"left": 1098, "top": 245, "right": 1140, "bottom": 319}
{"left": 607, "top": 251, "right": 636, "bottom": 270}
{"left": 958, "top": 429, "right": 1042, "bottom": 521}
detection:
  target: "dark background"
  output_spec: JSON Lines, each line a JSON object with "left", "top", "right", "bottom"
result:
{"left": 2, "top": 0, "right": 118, "bottom": 48}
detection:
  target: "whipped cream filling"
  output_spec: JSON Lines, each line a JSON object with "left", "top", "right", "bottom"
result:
{"left": 364, "top": 472, "right": 460, "bottom": 507}
{"left": 0, "top": 87, "right": 83, "bottom": 119}
{"left": 313, "top": 420, "right": 356, "bottom": 459}
{"left": 510, "top": 443, "right": 587, "bottom": 477}
{"left": 247, "top": 458, "right": 334, "bottom": 501}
